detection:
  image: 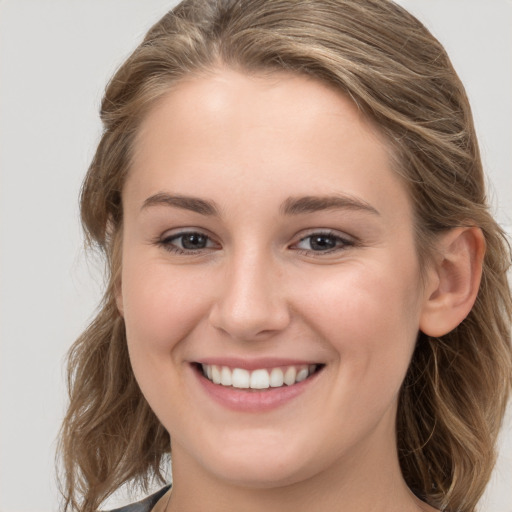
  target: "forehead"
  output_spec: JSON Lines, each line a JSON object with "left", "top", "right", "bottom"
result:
{"left": 134, "top": 68, "right": 383, "bottom": 159}
{"left": 127, "top": 68, "right": 410, "bottom": 221}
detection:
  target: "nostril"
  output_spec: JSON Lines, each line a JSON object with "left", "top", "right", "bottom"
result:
{"left": 208, "top": 302, "right": 291, "bottom": 341}
{"left": 207, "top": 273, "right": 291, "bottom": 340}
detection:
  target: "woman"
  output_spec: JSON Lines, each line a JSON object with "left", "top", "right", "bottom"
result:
{"left": 58, "top": 1, "right": 512, "bottom": 511}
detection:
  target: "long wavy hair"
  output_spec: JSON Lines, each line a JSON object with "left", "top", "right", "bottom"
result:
{"left": 58, "top": 1, "right": 512, "bottom": 511}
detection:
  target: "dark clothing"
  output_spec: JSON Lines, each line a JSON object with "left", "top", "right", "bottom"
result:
{"left": 106, "top": 485, "right": 171, "bottom": 512}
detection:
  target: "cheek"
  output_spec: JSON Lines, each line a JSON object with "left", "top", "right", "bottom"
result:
{"left": 120, "top": 258, "right": 215, "bottom": 422}
{"left": 121, "top": 257, "right": 212, "bottom": 354}
{"left": 296, "top": 259, "right": 422, "bottom": 382}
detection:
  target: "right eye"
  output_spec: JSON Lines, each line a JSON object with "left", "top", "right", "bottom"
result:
{"left": 158, "top": 231, "right": 218, "bottom": 254}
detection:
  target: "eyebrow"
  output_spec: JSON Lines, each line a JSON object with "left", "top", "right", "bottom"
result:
{"left": 281, "top": 195, "right": 380, "bottom": 216}
{"left": 141, "top": 192, "right": 219, "bottom": 216}
{"left": 141, "top": 192, "right": 379, "bottom": 217}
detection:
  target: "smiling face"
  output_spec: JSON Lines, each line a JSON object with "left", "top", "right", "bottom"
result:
{"left": 118, "top": 69, "right": 431, "bottom": 494}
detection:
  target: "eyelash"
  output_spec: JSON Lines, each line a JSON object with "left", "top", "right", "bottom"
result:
{"left": 156, "top": 230, "right": 355, "bottom": 256}
{"left": 157, "top": 231, "right": 217, "bottom": 255}
{"left": 293, "top": 230, "right": 355, "bottom": 255}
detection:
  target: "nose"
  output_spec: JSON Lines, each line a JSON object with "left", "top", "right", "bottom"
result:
{"left": 208, "top": 248, "right": 291, "bottom": 341}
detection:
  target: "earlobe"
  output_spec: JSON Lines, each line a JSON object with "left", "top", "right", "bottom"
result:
{"left": 419, "top": 226, "right": 485, "bottom": 337}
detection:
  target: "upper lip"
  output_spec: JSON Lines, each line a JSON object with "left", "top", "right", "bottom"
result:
{"left": 193, "top": 357, "right": 323, "bottom": 371}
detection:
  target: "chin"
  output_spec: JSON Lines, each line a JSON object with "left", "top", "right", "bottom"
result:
{"left": 205, "top": 457, "right": 310, "bottom": 489}
{"left": 190, "top": 431, "right": 321, "bottom": 489}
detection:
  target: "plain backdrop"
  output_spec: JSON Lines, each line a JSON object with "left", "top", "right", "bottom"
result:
{"left": 1, "top": 1, "right": 511, "bottom": 511}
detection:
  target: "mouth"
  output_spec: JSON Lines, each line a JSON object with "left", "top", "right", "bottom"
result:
{"left": 191, "top": 361, "right": 325, "bottom": 412}
{"left": 193, "top": 362, "right": 324, "bottom": 391}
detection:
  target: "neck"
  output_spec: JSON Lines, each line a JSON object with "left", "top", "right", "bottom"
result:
{"left": 166, "top": 432, "right": 436, "bottom": 512}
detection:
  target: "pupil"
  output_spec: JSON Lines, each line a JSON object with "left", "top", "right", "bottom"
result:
{"left": 182, "top": 233, "right": 207, "bottom": 249}
{"left": 310, "top": 235, "right": 336, "bottom": 251}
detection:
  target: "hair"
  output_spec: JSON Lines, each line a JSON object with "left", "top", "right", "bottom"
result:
{"left": 58, "top": 1, "right": 512, "bottom": 511}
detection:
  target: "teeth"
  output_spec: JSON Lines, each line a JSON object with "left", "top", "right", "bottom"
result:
{"left": 212, "top": 365, "right": 221, "bottom": 384}
{"left": 220, "top": 366, "right": 232, "bottom": 386}
{"left": 296, "top": 368, "right": 309, "bottom": 382}
{"left": 201, "top": 364, "right": 318, "bottom": 390}
{"left": 250, "top": 369, "right": 269, "bottom": 389}
{"left": 232, "top": 368, "right": 250, "bottom": 388}
{"left": 269, "top": 367, "right": 284, "bottom": 387}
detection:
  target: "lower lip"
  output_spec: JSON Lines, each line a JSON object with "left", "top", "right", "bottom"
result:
{"left": 193, "top": 366, "right": 322, "bottom": 412}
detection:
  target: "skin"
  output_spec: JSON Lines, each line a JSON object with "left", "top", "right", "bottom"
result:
{"left": 117, "top": 69, "right": 482, "bottom": 512}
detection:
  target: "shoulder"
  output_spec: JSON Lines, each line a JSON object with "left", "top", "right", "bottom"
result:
{"left": 104, "top": 485, "right": 171, "bottom": 512}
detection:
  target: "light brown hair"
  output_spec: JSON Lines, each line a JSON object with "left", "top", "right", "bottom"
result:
{"left": 59, "top": 1, "right": 512, "bottom": 511}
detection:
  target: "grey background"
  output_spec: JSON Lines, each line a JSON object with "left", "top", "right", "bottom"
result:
{"left": 1, "top": 1, "right": 511, "bottom": 511}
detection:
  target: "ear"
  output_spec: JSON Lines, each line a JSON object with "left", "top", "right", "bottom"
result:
{"left": 419, "top": 226, "right": 485, "bottom": 337}
{"left": 110, "top": 224, "right": 125, "bottom": 317}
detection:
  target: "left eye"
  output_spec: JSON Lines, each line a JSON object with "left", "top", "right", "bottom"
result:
{"left": 160, "top": 231, "right": 216, "bottom": 252}
{"left": 294, "top": 232, "right": 352, "bottom": 252}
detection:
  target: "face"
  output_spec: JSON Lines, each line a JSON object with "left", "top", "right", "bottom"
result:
{"left": 119, "top": 69, "right": 431, "bottom": 488}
